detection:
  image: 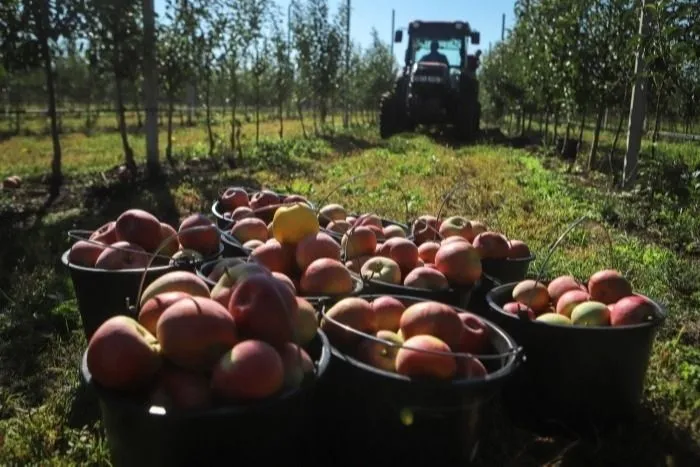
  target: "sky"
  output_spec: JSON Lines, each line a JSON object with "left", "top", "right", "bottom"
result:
{"left": 153, "top": 0, "right": 517, "bottom": 63}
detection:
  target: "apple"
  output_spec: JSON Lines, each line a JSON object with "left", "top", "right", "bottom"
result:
{"left": 536, "top": 313, "right": 572, "bottom": 325}
{"left": 383, "top": 224, "right": 406, "bottom": 239}
{"left": 318, "top": 203, "right": 347, "bottom": 226}
{"left": 356, "top": 214, "right": 383, "bottom": 229}
{"left": 177, "top": 214, "right": 219, "bottom": 256}
{"left": 157, "top": 296, "right": 238, "bottom": 372}
{"left": 68, "top": 240, "right": 106, "bottom": 267}
{"left": 503, "top": 301, "right": 536, "bottom": 320}
{"left": 210, "top": 263, "right": 271, "bottom": 307}
{"left": 90, "top": 221, "right": 118, "bottom": 245}
{"left": 158, "top": 223, "right": 181, "bottom": 257}
{"left": 250, "top": 240, "right": 294, "bottom": 275}
{"left": 387, "top": 238, "right": 420, "bottom": 276}
{"left": 249, "top": 189, "right": 280, "bottom": 210}
{"left": 219, "top": 187, "right": 250, "bottom": 210}
{"left": 417, "top": 241, "right": 440, "bottom": 264}
{"left": 356, "top": 330, "right": 404, "bottom": 372}
{"left": 439, "top": 216, "right": 473, "bottom": 242}
{"left": 228, "top": 274, "right": 299, "bottom": 347}
{"left": 283, "top": 194, "right": 311, "bottom": 206}
{"left": 115, "top": 209, "right": 163, "bottom": 252}
{"left": 86, "top": 315, "right": 161, "bottom": 390}
{"left": 610, "top": 295, "right": 656, "bottom": 326}
{"left": 588, "top": 269, "right": 633, "bottom": 305}
{"left": 512, "top": 280, "right": 551, "bottom": 313}
{"left": 548, "top": 275, "right": 586, "bottom": 306}
{"left": 230, "top": 217, "right": 269, "bottom": 244}
{"left": 320, "top": 297, "right": 377, "bottom": 349}
{"left": 434, "top": 241, "right": 482, "bottom": 285}
{"left": 571, "top": 301, "right": 611, "bottom": 326}
{"left": 94, "top": 241, "right": 150, "bottom": 270}
{"left": 376, "top": 237, "right": 402, "bottom": 257}
{"left": 411, "top": 215, "right": 441, "bottom": 245}
{"left": 341, "top": 226, "right": 377, "bottom": 259}
{"left": 207, "top": 258, "right": 247, "bottom": 283}
{"left": 242, "top": 239, "right": 264, "bottom": 250}
{"left": 556, "top": 289, "right": 591, "bottom": 318}
{"left": 211, "top": 340, "right": 285, "bottom": 400}
{"left": 300, "top": 258, "right": 355, "bottom": 296}
{"left": 294, "top": 297, "right": 319, "bottom": 346}
{"left": 507, "top": 239, "right": 531, "bottom": 259}
{"left": 327, "top": 220, "right": 351, "bottom": 235}
{"left": 360, "top": 257, "right": 402, "bottom": 284}
{"left": 470, "top": 221, "right": 488, "bottom": 237}
{"left": 278, "top": 342, "right": 315, "bottom": 388}
{"left": 140, "top": 270, "right": 211, "bottom": 307}
{"left": 396, "top": 335, "right": 456, "bottom": 379}
{"left": 473, "top": 231, "right": 510, "bottom": 259}
{"left": 399, "top": 301, "right": 463, "bottom": 349}
{"left": 150, "top": 366, "right": 212, "bottom": 410}
{"left": 138, "top": 291, "right": 191, "bottom": 336}
{"left": 456, "top": 312, "right": 490, "bottom": 354}
{"left": 371, "top": 296, "right": 405, "bottom": 332}
{"left": 271, "top": 203, "right": 320, "bottom": 245}
{"left": 441, "top": 236, "right": 470, "bottom": 246}
{"left": 230, "top": 206, "right": 255, "bottom": 221}
{"left": 403, "top": 267, "right": 449, "bottom": 291}
{"left": 295, "top": 232, "right": 341, "bottom": 271}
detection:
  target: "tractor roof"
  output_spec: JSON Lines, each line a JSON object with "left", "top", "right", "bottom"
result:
{"left": 408, "top": 20, "right": 472, "bottom": 37}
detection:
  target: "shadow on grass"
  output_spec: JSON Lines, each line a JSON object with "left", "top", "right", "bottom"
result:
{"left": 319, "top": 132, "right": 383, "bottom": 154}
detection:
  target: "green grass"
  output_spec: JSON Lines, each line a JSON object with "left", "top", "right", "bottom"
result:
{"left": 1, "top": 126, "right": 699, "bottom": 465}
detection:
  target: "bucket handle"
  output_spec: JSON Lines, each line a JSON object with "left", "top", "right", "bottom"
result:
{"left": 314, "top": 172, "right": 369, "bottom": 225}
{"left": 318, "top": 300, "right": 523, "bottom": 363}
{"left": 517, "top": 215, "right": 615, "bottom": 312}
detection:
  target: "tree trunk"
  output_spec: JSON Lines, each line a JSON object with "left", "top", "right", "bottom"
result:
{"left": 143, "top": 0, "right": 160, "bottom": 177}
{"left": 278, "top": 96, "right": 284, "bottom": 139}
{"left": 543, "top": 111, "right": 550, "bottom": 146}
{"left": 527, "top": 112, "right": 533, "bottom": 132}
{"left": 297, "top": 98, "right": 307, "bottom": 138}
{"left": 85, "top": 66, "right": 94, "bottom": 130}
{"left": 587, "top": 105, "right": 605, "bottom": 172}
{"left": 229, "top": 67, "right": 238, "bottom": 150}
{"left": 38, "top": 15, "right": 62, "bottom": 197}
{"left": 166, "top": 93, "right": 175, "bottom": 166}
{"left": 115, "top": 74, "right": 136, "bottom": 172}
{"left": 205, "top": 74, "right": 215, "bottom": 156}
{"left": 578, "top": 112, "right": 586, "bottom": 145}
{"left": 255, "top": 74, "right": 260, "bottom": 145}
{"left": 553, "top": 110, "right": 560, "bottom": 144}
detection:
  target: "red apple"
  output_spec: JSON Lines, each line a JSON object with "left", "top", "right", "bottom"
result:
{"left": 138, "top": 291, "right": 191, "bottom": 336}
{"left": 399, "top": 301, "right": 463, "bottom": 349}
{"left": 588, "top": 269, "right": 633, "bottom": 305}
{"left": 439, "top": 216, "right": 473, "bottom": 242}
{"left": 434, "top": 242, "right": 482, "bottom": 285}
{"left": 90, "top": 221, "right": 118, "bottom": 245}
{"left": 86, "top": 315, "right": 161, "bottom": 391}
{"left": 371, "top": 296, "right": 405, "bottom": 332}
{"left": 417, "top": 241, "right": 440, "bottom": 264}
{"left": 610, "top": 295, "right": 656, "bottom": 326}
{"left": 94, "top": 241, "right": 150, "bottom": 270}
{"left": 387, "top": 238, "right": 420, "bottom": 276}
{"left": 220, "top": 187, "right": 250, "bottom": 211}
{"left": 230, "top": 217, "right": 269, "bottom": 244}
{"left": 555, "top": 289, "right": 591, "bottom": 318}
{"left": 341, "top": 226, "right": 377, "bottom": 259}
{"left": 507, "top": 239, "right": 531, "bottom": 259}
{"left": 68, "top": 240, "right": 106, "bottom": 267}
{"left": 320, "top": 297, "right": 377, "bottom": 349}
{"left": 249, "top": 190, "right": 280, "bottom": 210}
{"left": 300, "top": 258, "right": 354, "bottom": 296}
{"left": 403, "top": 267, "right": 449, "bottom": 291}
{"left": 115, "top": 209, "right": 163, "bottom": 252}
{"left": 396, "top": 335, "right": 456, "bottom": 379}
{"left": 178, "top": 213, "right": 219, "bottom": 256}
{"left": 513, "top": 280, "right": 551, "bottom": 313}
{"left": 473, "top": 231, "right": 510, "bottom": 259}
{"left": 296, "top": 232, "right": 341, "bottom": 271}
{"left": 456, "top": 313, "right": 490, "bottom": 354}
{"left": 547, "top": 275, "right": 586, "bottom": 306}
{"left": 211, "top": 340, "right": 284, "bottom": 400}
{"left": 503, "top": 301, "right": 536, "bottom": 320}
{"left": 411, "top": 215, "right": 441, "bottom": 245}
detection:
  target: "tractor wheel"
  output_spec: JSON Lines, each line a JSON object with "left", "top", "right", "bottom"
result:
{"left": 455, "top": 92, "right": 478, "bottom": 142}
{"left": 379, "top": 93, "right": 398, "bottom": 139}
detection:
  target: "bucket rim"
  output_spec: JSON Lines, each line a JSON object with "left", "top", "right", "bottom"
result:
{"left": 212, "top": 193, "right": 316, "bottom": 223}
{"left": 61, "top": 249, "right": 174, "bottom": 274}
{"left": 359, "top": 273, "right": 480, "bottom": 296}
{"left": 80, "top": 329, "right": 332, "bottom": 419}
{"left": 486, "top": 282, "right": 668, "bottom": 331}
{"left": 318, "top": 294, "right": 524, "bottom": 387}
{"left": 482, "top": 254, "right": 537, "bottom": 265}
{"left": 220, "top": 231, "right": 254, "bottom": 255}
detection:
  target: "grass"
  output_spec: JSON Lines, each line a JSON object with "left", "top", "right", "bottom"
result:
{"left": 0, "top": 123, "right": 699, "bottom": 466}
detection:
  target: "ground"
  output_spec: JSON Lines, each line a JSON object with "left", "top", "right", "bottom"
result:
{"left": 0, "top": 118, "right": 698, "bottom": 466}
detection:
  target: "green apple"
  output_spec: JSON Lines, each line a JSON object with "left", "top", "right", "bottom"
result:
{"left": 571, "top": 301, "right": 611, "bottom": 326}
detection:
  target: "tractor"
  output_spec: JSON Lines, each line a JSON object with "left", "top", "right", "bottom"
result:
{"left": 379, "top": 20, "right": 482, "bottom": 141}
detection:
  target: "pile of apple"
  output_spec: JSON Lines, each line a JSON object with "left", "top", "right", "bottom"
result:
{"left": 321, "top": 296, "right": 494, "bottom": 381}
{"left": 85, "top": 266, "right": 321, "bottom": 410}
{"left": 218, "top": 186, "right": 312, "bottom": 229}
{"left": 504, "top": 269, "right": 658, "bottom": 327}
{"left": 67, "top": 209, "right": 220, "bottom": 270}
{"left": 220, "top": 202, "right": 359, "bottom": 297}
{"left": 317, "top": 203, "right": 409, "bottom": 240}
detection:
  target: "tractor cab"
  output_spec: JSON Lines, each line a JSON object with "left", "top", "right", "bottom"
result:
{"left": 379, "top": 20, "right": 483, "bottom": 141}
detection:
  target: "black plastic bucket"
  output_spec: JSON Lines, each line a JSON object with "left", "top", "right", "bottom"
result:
{"left": 485, "top": 282, "right": 666, "bottom": 434}
{"left": 481, "top": 254, "right": 536, "bottom": 284}
{"left": 212, "top": 192, "right": 315, "bottom": 230}
{"left": 81, "top": 330, "right": 331, "bottom": 467}
{"left": 62, "top": 250, "right": 177, "bottom": 340}
{"left": 61, "top": 239, "right": 224, "bottom": 340}
{"left": 196, "top": 257, "right": 365, "bottom": 302}
{"left": 313, "top": 294, "right": 522, "bottom": 466}
{"left": 465, "top": 273, "right": 502, "bottom": 315}
{"left": 220, "top": 231, "right": 254, "bottom": 258}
